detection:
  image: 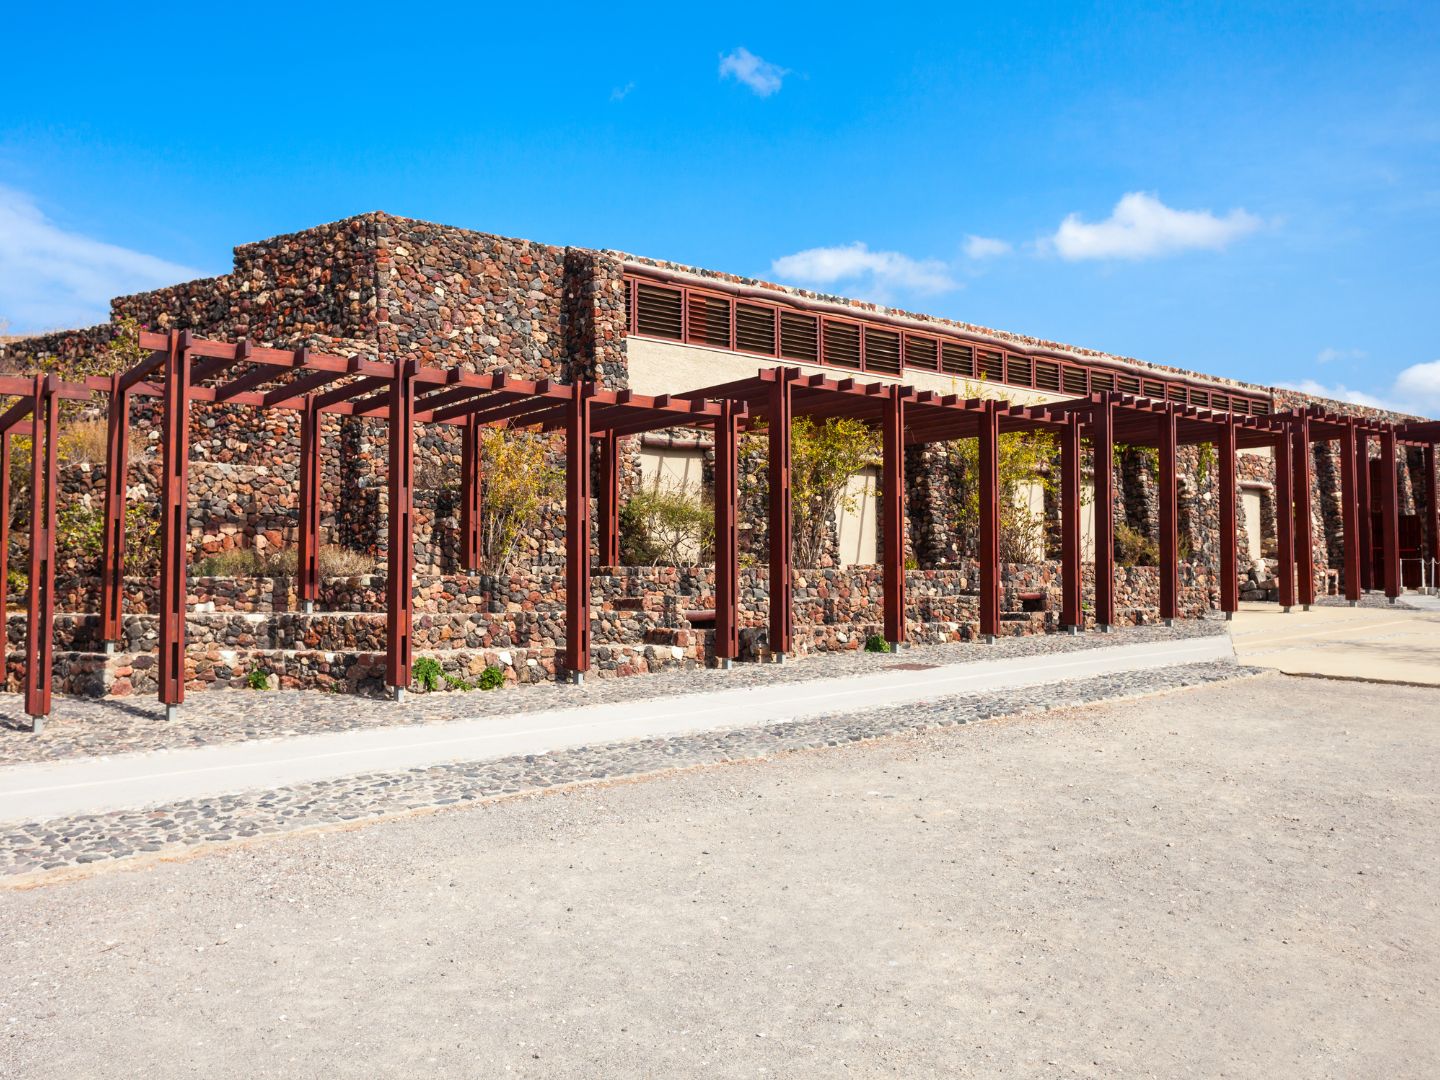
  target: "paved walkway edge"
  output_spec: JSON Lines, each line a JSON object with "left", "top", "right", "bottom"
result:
{"left": 0, "top": 635, "right": 1234, "bottom": 823}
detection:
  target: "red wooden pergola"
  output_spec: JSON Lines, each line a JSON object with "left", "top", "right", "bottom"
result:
{"left": 3, "top": 335, "right": 1437, "bottom": 734}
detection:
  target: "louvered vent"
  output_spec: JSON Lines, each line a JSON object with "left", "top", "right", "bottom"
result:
{"left": 1006, "top": 355, "right": 1033, "bottom": 387}
{"left": 1142, "top": 380, "right": 1164, "bottom": 400}
{"left": 1252, "top": 399, "right": 1271, "bottom": 415}
{"left": 625, "top": 278, "right": 634, "bottom": 330}
{"left": 1167, "top": 384, "right": 1187, "bottom": 404}
{"left": 977, "top": 349, "right": 1004, "bottom": 382}
{"left": 1062, "top": 366, "right": 1088, "bottom": 395}
{"left": 635, "top": 282, "right": 684, "bottom": 340}
{"left": 864, "top": 327, "right": 901, "bottom": 375}
{"left": 1191, "top": 389, "right": 1210, "bottom": 408}
{"left": 823, "top": 321, "right": 863, "bottom": 369}
{"left": 941, "top": 343, "right": 974, "bottom": 377}
{"left": 1211, "top": 392, "right": 1229, "bottom": 411}
{"left": 1117, "top": 374, "right": 1141, "bottom": 396}
{"left": 1034, "top": 360, "right": 1061, "bottom": 392}
{"left": 735, "top": 303, "right": 776, "bottom": 354}
{"left": 687, "top": 294, "right": 732, "bottom": 348}
{"left": 1090, "top": 371, "right": 1115, "bottom": 393}
{"left": 779, "top": 311, "right": 819, "bottom": 363}
{"left": 905, "top": 335, "right": 939, "bottom": 371}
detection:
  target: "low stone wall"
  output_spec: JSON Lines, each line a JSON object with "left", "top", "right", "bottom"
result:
{"left": 9, "top": 556, "right": 1212, "bottom": 698}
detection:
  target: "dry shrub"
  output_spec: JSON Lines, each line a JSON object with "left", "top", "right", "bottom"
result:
{"left": 318, "top": 544, "right": 376, "bottom": 577}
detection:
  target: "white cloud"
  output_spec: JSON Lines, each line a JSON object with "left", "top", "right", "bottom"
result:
{"left": 0, "top": 185, "right": 203, "bottom": 333}
{"left": 1278, "top": 379, "right": 1398, "bottom": 412}
{"left": 1048, "top": 192, "right": 1263, "bottom": 261}
{"left": 1393, "top": 360, "right": 1440, "bottom": 412}
{"left": 771, "top": 242, "right": 956, "bottom": 296}
{"left": 610, "top": 82, "right": 635, "bottom": 102}
{"left": 1316, "top": 346, "right": 1366, "bottom": 365}
{"left": 719, "top": 47, "right": 788, "bottom": 97}
{"left": 963, "top": 235, "right": 1012, "bottom": 260}
{"left": 1281, "top": 361, "right": 1440, "bottom": 416}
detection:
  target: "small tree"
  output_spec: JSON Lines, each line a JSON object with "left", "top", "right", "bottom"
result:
{"left": 480, "top": 430, "right": 562, "bottom": 572}
{"left": 620, "top": 478, "right": 714, "bottom": 566}
{"left": 788, "top": 417, "right": 881, "bottom": 568}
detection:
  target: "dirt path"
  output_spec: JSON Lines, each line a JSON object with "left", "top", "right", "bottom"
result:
{"left": 2, "top": 673, "right": 1437, "bottom": 1078}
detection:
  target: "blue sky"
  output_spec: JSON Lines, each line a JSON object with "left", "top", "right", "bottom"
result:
{"left": 1, "top": 1, "right": 1436, "bottom": 410}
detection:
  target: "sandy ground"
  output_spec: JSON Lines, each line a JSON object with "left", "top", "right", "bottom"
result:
{"left": 2, "top": 672, "right": 1437, "bottom": 1079}
{"left": 1230, "top": 601, "right": 1440, "bottom": 685}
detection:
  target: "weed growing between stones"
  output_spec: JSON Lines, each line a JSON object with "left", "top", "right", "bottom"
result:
{"left": 864, "top": 634, "right": 890, "bottom": 653}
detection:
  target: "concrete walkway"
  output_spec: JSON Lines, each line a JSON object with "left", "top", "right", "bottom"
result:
{"left": 1229, "top": 600, "right": 1440, "bottom": 685}
{"left": 0, "top": 634, "right": 1232, "bottom": 824}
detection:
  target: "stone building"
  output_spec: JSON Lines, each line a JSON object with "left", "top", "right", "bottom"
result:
{"left": 1, "top": 212, "right": 1433, "bottom": 695}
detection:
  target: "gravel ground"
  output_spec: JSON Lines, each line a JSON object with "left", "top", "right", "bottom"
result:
{"left": 1314, "top": 592, "right": 1418, "bottom": 610}
{"left": 0, "top": 619, "right": 1226, "bottom": 767}
{"left": 1, "top": 660, "right": 1249, "bottom": 878}
{"left": 1, "top": 673, "right": 1436, "bottom": 1079}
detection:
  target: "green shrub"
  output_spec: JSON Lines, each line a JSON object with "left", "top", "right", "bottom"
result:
{"left": 412, "top": 656, "right": 443, "bottom": 693}
{"left": 1115, "top": 523, "right": 1159, "bottom": 567}
{"left": 477, "top": 665, "right": 505, "bottom": 690}
{"left": 864, "top": 633, "right": 891, "bottom": 653}
{"left": 620, "top": 480, "right": 714, "bottom": 566}
{"left": 246, "top": 667, "right": 271, "bottom": 690}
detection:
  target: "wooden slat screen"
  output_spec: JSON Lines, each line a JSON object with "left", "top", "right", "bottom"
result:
{"left": 1062, "top": 366, "right": 1088, "bottom": 395}
{"left": 735, "top": 303, "right": 777, "bottom": 355}
{"left": 823, "top": 320, "right": 863, "bottom": 369}
{"left": 864, "top": 327, "right": 902, "bottom": 375}
{"left": 635, "top": 282, "right": 684, "bottom": 340}
{"left": 687, "top": 294, "right": 732, "bottom": 349}
{"left": 904, "top": 334, "right": 940, "bottom": 371}
{"left": 977, "top": 349, "right": 1004, "bottom": 382}
{"left": 1006, "top": 354, "right": 1033, "bottom": 387}
{"left": 941, "top": 342, "right": 974, "bottom": 377}
{"left": 779, "top": 311, "right": 819, "bottom": 363}
{"left": 1034, "top": 359, "right": 1061, "bottom": 392}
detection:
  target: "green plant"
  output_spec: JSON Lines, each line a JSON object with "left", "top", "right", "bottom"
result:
{"left": 57, "top": 502, "right": 105, "bottom": 562}
{"left": 194, "top": 547, "right": 296, "bottom": 578}
{"left": 620, "top": 479, "right": 714, "bottom": 565}
{"left": 412, "top": 656, "right": 444, "bottom": 692}
{"left": 903, "top": 555, "right": 919, "bottom": 571}
{"left": 245, "top": 667, "right": 271, "bottom": 690}
{"left": 863, "top": 633, "right": 890, "bottom": 653}
{"left": 477, "top": 665, "right": 505, "bottom": 690}
{"left": 790, "top": 416, "right": 881, "bottom": 567}
{"left": 480, "top": 431, "right": 563, "bottom": 572}
{"left": 1115, "top": 523, "right": 1159, "bottom": 567}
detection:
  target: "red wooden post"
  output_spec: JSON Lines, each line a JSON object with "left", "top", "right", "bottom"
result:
{"left": 1291, "top": 414, "right": 1315, "bottom": 609}
{"left": 768, "top": 370, "right": 794, "bottom": 660}
{"left": 157, "top": 331, "right": 192, "bottom": 716}
{"left": 1059, "top": 417, "right": 1082, "bottom": 631}
{"left": 100, "top": 374, "right": 131, "bottom": 647}
{"left": 385, "top": 358, "right": 416, "bottom": 696}
{"left": 0, "top": 432, "right": 10, "bottom": 637}
{"left": 1356, "top": 431, "right": 1373, "bottom": 591}
{"left": 1380, "top": 427, "right": 1401, "bottom": 600}
{"left": 1219, "top": 416, "right": 1239, "bottom": 617}
{"left": 297, "top": 394, "right": 322, "bottom": 611}
{"left": 460, "top": 417, "right": 483, "bottom": 572}
{"left": 564, "top": 380, "right": 593, "bottom": 681}
{"left": 1274, "top": 427, "right": 1296, "bottom": 611}
{"left": 1339, "top": 421, "right": 1362, "bottom": 603}
{"left": 23, "top": 376, "right": 59, "bottom": 729}
{"left": 713, "top": 400, "right": 740, "bottom": 666}
{"left": 598, "top": 429, "right": 620, "bottom": 568}
{"left": 1091, "top": 393, "right": 1115, "bottom": 630}
{"left": 1157, "top": 405, "right": 1180, "bottom": 623}
{"left": 978, "top": 399, "right": 1001, "bottom": 641}
{"left": 882, "top": 385, "right": 907, "bottom": 647}
{"left": 1425, "top": 444, "right": 1439, "bottom": 588}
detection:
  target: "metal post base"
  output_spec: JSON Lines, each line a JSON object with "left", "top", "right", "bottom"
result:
{"left": 164, "top": 704, "right": 178, "bottom": 723}
{"left": 1282, "top": 606, "right": 1292, "bottom": 614}
{"left": 1097, "top": 623, "right": 1112, "bottom": 634}
{"left": 1224, "top": 611, "right": 1234, "bottom": 621}
{"left": 28, "top": 714, "right": 44, "bottom": 735}
{"left": 1063, "top": 625, "right": 1080, "bottom": 635}
{"left": 570, "top": 671, "right": 585, "bottom": 686}
{"left": 773, "top": 652, "right": 786, "bottom": 665}
{"left": 888, "top": 641, "right": 902, "bottom": 653}
{"left": 1348, "top": 600, "right": 1358, "bottom": 607}
{"left": 718, "top": 658, "right": 733, "bottom": 671}
{"left": 103, "top": 641, "right": 116, "bottom": 656}
{"left": 1163, "top": 618, "right": 1176, "bottom": 627}
{"left": 981, "top": 634, "right": 996, "bottom": 645}
{"left": 303, "top": 600, "right": 314, "bottom": 614}
{"left": 392, "top": 686, "right": 407, "bottom": 703}
{"left": 1302, "top": 604, "right": 1311, "bottom": 612}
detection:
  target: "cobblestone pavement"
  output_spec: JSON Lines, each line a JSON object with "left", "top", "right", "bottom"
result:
{"left": 1314, "top": 592, "right": 1418, "bottom": 610}
{"left": 0, "top": 658, "right": 1254, "bottom": 880}
{"left": 0, "top": 620, "right": 1226, "bottom": 767}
